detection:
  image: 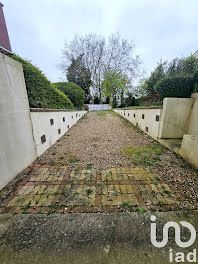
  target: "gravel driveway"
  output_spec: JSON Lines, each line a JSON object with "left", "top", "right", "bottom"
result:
{"left": 38, "top": 111, "right": 151, "bottom": 169}
{"left": 0, "top": 111, "right": 197, "bottom": 213}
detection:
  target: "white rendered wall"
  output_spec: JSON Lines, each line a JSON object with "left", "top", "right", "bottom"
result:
{"left": 114, "top": 107, "right": 162, "bottom": 140}
{"left": 0, "top": 53, "right": 37, "bottom": 190}
{"left": 30, "top": 110, "right": 86, "bottom": 156}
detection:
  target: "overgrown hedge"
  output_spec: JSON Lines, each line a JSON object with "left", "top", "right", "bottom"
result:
{"left": 10, "top": 55, "right": 74, "bottom": 109}
{"left": 53, "top": 82, "right": 85, "bottom": 108}
{"left": 155, "top": 75, "right": 196, "bottom": 99}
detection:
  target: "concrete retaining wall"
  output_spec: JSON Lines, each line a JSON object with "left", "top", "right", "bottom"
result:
{"left": 114, "top": 107, "right": 162, "bottom": 140}
{"left": 0, "top": 53, "right": 87, "bottom": 190}
{"left": 0, "top": 53, "right": 37, "bottom": 190}
{"left": 158, "top": 98, "right": 194, "bottom": 139}
{"left": 186, "top": 93, "right": 198, "bottom": 136}
{"left": 30, "top": 109, "right": 86, "bottom": 156}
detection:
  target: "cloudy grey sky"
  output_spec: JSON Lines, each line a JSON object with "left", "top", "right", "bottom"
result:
{"left": 3, "top": 0, "right": 198, "bottom": 82}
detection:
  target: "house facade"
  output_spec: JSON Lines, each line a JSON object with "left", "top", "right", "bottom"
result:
{"left": 0, "top": 2, "right": 12, "bottom": 54}
{"left": 193, "top": 50, "right": 198, "bottom": 58}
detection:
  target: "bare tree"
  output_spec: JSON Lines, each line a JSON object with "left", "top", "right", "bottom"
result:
{"left": 60, "top": 33, "right": 141, "bottom": 103}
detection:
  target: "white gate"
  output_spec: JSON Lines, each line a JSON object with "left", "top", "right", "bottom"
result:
{"left": 87, "top": 104, "right": 110, "bottom": 111}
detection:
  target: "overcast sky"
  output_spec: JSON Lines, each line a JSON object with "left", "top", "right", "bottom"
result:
{"left": 3, "top": 0, "right": 198, "bottom": 82}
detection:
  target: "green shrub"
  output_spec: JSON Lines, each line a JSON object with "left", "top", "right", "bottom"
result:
{"left": 155, "top": 75, "right": 195, "bottom": 99}
{"left": 53, "top": 82, "right": 85, "bottom": 108}
{"left": 10, "top": 54, "right": 74, "bottom": 109}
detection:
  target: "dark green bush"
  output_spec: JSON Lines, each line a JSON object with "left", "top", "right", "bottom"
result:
{"left": 53, "top": 82, "right": 85, "bottom": 108}
{"left": 155, "top": 75, "right": 195, "bottom": 99}
{"left": 10, "top": 54, "right": 74, "bottom": 109}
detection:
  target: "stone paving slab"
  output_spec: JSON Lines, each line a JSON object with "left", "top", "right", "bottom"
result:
{"left": 0, "top": 166, "right": 179, "bottom": 214}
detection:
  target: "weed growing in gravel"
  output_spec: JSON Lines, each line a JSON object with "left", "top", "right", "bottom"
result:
{"left": 47, "top": 204, "right": 56, "bottom": 215}
{"left": 86, "top": 200, "right": 91, "bottom": 205}
{"left": 47, "top": 208, "right": 56, "bottom": 215}
{"left": 74, "top": 167, "right": 80, "bottom": 173}
{"left": 123, "top": 144, "right": 165, "bottom": 166}
{"left": 62, "top": 191, "right": 68, "bottom": 196}
{"left": 158, "top": 201, "right": 165, "bottom": 207}
{"left": 68, "top": 154, "right": 80, "bottom": 163}
{"left": 38, "top": 210, "right": 46, "bottom": 214}
{"left": 12, "top": 212, "right": 18, "bottom": 215}
{"left": 121, "top": 202, "right": 133, "bottom": 210}
{"left": 21, "top": 202, "right": 31, "bottom": 214}
{"left": 86, "top": 163, "right": 92, "bottom": 170}
{"left": 137, "top": 206, "right": 147, "bottom": 214}
{"left": 86, "top": 189, "right": 93, "bottom": 195}
{"left": 51, "top": 152, "right": 56, "bottom": 156}
{"left": 152, "top": 180, "right": 158, "bottom": 186}
{"left": 52, "top": 191, "right": 58, "bottom": 196}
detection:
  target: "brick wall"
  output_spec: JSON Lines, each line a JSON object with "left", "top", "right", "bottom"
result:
{"left": 0, "top": 3, "right": 12, "bottom": 52}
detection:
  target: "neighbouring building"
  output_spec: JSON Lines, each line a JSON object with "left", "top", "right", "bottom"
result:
{"left": 193, "top": 50, "right": 198, "bottom": 58}
{"left": 0, "top": 2, "right": 12, "bottom": 54}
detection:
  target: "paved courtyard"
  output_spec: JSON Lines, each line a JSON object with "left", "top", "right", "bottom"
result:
{"left": 0, "top": 111, "right": 197, "bottom": 214}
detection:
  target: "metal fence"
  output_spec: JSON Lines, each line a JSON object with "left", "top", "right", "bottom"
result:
{"left": 87, "top": 104, "right": 110, "bottom": 111}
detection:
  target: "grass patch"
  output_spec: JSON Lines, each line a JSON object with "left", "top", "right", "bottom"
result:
{"left": 96, "top": 111, "right": 108, "bottom": 120}
{"left": 123, "top": 143, "right": 165, "bottom": 166}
